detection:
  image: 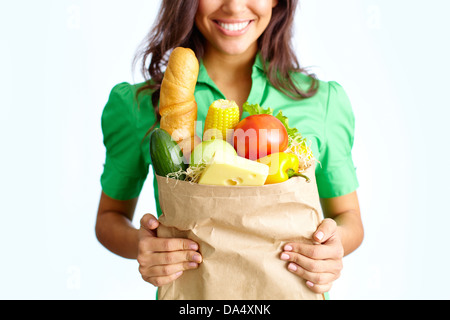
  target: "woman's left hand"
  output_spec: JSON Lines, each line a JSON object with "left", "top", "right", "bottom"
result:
{"left": 280, "top": 218, "right": 344, "bottom": 294}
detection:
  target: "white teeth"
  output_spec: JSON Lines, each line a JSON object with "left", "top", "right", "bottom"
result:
{"left": 218, "top": 21, "right": 250, "bottom": 32}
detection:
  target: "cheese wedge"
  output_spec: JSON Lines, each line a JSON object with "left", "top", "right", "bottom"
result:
{"left": 198, "top": 153, "right": 269, "bottom": 186}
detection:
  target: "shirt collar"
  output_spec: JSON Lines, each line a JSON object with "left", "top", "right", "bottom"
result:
{"left": 253, "top": 51, "right": 266, "bottom": 72}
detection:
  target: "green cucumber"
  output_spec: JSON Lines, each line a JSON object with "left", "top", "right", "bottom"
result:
{"left": 150, "top": 128, "right": 187, "bottom": 179}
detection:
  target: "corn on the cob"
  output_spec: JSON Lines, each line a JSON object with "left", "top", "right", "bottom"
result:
{"left": 203, "top": 99, "right": 240, "bottom": 142}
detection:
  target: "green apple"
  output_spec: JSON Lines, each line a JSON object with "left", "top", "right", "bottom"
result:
{"left": 190, "top": 139, "right": 237, "bottom": 167}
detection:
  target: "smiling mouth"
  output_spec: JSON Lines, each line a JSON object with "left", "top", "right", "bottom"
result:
{"left": 214, "top": 20, "right": 252, "bottom": 32}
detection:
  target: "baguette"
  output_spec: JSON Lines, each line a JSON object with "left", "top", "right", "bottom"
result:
{"left": 160, "top": 47, "right": 201, "bottom": 159}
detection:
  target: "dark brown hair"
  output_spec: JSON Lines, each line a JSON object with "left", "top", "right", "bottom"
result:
{"left": 134, "top": 0, "right": 318, "bottom": 133}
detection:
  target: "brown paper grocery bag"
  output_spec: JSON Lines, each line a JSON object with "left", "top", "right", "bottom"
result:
{"left": 156, "top": 165, "right": 324, "bottom": 300}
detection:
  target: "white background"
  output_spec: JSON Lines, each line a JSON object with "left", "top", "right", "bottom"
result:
{"left": 1, "top": 0, "right": 449, "bottom": 299}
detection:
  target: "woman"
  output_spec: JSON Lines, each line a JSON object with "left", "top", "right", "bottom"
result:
{"left": 96, "top": 0, "right": 364, "bottom": 296}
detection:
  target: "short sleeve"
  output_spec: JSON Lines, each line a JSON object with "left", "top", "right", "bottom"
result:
{"left": 100, "top": 83, "right": 149, "bottom": 200}
{"left": 316, "top": 81, "right": 359, "bottom": 198}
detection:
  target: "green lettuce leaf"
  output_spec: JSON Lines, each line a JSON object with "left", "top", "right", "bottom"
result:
{"left": 242, "top": 102, "right": 273, "bottom": 116}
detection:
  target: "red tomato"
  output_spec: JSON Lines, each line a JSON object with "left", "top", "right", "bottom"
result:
{"left": 233, "top": 114, "right": 289, "bottom": 160}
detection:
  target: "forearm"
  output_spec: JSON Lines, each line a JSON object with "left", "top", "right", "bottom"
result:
{"left": 95, "top": 211, "right": 139, "bottom": 259}
{"left": 333, "top": 210, "right": 364, "bottom": 256}
{"left": 320, "top": 192, "right": 363, "bottom": 256}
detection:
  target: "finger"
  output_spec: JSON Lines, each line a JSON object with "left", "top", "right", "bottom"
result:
{"left": 140, "top": 213, "right": 160, "bottom": 231}
{"left": 284, "top": 241, "right": 342, "bottom": 260}
{"left": 147, "top": 271, "right": 185, "bottom": 287}
{"left": 305, "top": 280, "right": 333, "bottom": 294}
{"left": 150, "top": 237, "right": 199, "bottom": 253}
{"left": 280, "top": 252, "right": 341, "bottom": 274}
{"left": 286, "top": 263, "right": 338, "bottom": 285}
{"left": 142, "top": 261, "right": 199, "bottom": 278}
{"left": 150, "top": 250, "right": 203, "bottom": 266}
{"left": 313, "top": 218, "right": 337, "bottom": 244}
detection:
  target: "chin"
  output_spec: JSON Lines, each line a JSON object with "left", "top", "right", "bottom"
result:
{"left": 215, "top": 41, "right": 257, "bottom": 57}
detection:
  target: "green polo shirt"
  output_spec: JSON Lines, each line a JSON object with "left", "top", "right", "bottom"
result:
{"left": 100, "top": 53, "right": 359, "bottom": 214}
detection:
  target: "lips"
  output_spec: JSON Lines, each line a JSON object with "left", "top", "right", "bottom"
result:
{"left": 213, "top": 19, "right": 253, "bottom": 36}
{"left": 217, "top": 21, "right": 251, "bottom": 31}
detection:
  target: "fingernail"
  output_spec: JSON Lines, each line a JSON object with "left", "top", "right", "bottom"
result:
{"left": 280, "top": 253, "right": 290, "bottom": 260}
{"left": 188, "top": 262, "right": 198, "bottom": 268}
{"left": 190, "top": 243, "right": 199, "bottom": 251}
{"left": 193, "top": 254, "right": 202, "bottom": 263}
{"left": 175, "top": 271, "right": 183, "bottom": 277}
{"left": 288, "top": 263, "right": 297, "bottom": 272}
{"left": 284, "top": 245, "right": 293, "bottom": 251}
{"left": 315, "top": 231, "right": 324, "bottom": 241}
{"left": 306, "top": 281, "right": 314, "bottom": 287}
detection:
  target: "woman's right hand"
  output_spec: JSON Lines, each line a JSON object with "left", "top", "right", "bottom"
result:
{"left": 137, "top": 214, "right": 202, "bottom": 287}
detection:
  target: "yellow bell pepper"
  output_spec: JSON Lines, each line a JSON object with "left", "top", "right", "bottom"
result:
{"left": 257, "top": 152, "right": 310, "bottom": 185}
